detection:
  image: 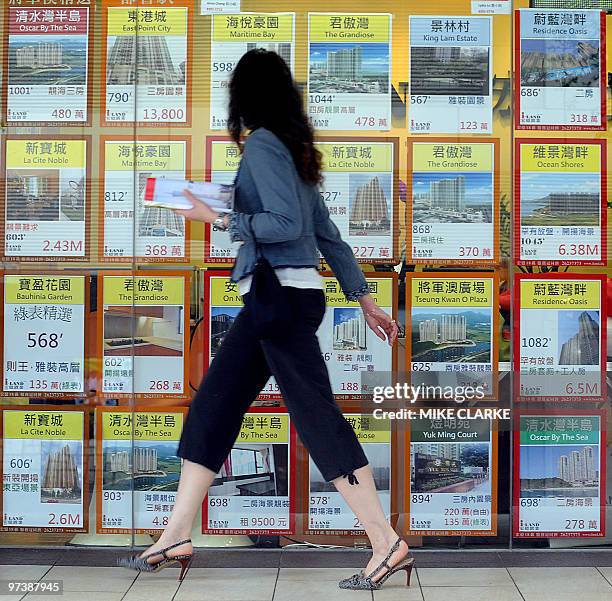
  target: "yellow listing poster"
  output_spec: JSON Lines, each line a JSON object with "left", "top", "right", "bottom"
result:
{"left": 204, "top": 272, "right": 280, "bottom": 397}
{"left": 3, "top": 138, "right": 89, "bottom": 261}
{"left": 96, "top": 407, "right": 186, "bottom": 533}
{"left": 406, "top": 273, "right": 498, "bottom": 399}
{"left": 210, "top": 14, "right": 295, "bottom": 130}
{"left": 3, "top": 275, "right": 86, "bottom": 396}
{"left": 101, "top": 138, "right": 188, "bottom": 262}
{"left": 205, "top": 137, "right": 398, "bottom": 263}
{"left": 204, "top": 272, "right": 395, "bottom": 399}
{"left": 205, "top": 138, "right": 242, "bottom": 262}
{"left": 515, "top": 139, "right": 606, "bottom": 266}
{"left": 308, "top": 14, "right": 392, "bottom": 131}
{"left": 515, "top": 274, "right": 605, "bottom": 402}
{"left": 308, "top": 414, "right": 392, "bottom": 534}
{"left": 103, "top": 0, "right": 191, "bottom": 125}
{"left": 409, "top": 139, "right": 499, "bottom": 265}
{"left": 1, "top": 407, "right": 87, "bottom": 532}
{"left": 317, "top": 139, "right": 397, "bottom": 262}
{"left": 99, "top": 273, "right": 189, "bottom": 400}
{"left": 309, "top": 275, "right": 394, "bottom": 399}
{"left": 202, "top": 409, "right": 296, "bottom": 535}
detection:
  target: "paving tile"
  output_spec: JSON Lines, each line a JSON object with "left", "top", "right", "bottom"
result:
{"left": 24, "top": 593, "right": 124, "bottom": 601}
{"left": 134, "top": 569, "right": 186, "bottom": 584}
{"left": 273, "top": 579, "right": 373, "bottom": 601}
{"left": 123, "top": 582, "right": 181, "bottom": 601}
{"left": 520, "top": 594, "right": 612, "bottom": 601}
{"left": 0, "top": 567, "right": 53, "bottom": 601}
{"left": 0, "top": 595, "right": 25, "bottom": 601}
{"left": 373, "top": 587, "right": 423, "bottom": 601}
{"left": 43, "top": 566, "right": 135, "bottom": 592}
{"left": 421, "top": 587, "right": 522, "bottom": 601}
{"left": 597, "top": 567, "right": 612, "bottom": 586}
{"left": 417, "top": 568, "right": 513, "bottom": 587}
{"left": 371, "top": 568, "right": 423, "bottom": 600}
{"left": 175, "top": 568, "right": 277, "bottom": 601}
{"left": 508, "top": 567, "right": 611, "bottom": 594}
{"left": 0, "top": 565, "right": 52, "bottom": 581}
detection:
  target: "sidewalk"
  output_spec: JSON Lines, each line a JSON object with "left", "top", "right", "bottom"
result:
{"left": 1, "top": 565, "right": 612, "bottom": 601}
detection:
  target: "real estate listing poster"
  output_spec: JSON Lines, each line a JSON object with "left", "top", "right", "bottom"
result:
{"left": 210, "top": 13, "right": 295, "bottom": 130}
{"left": 102, "top": 0, "right": 191, "bottom": 126}
{"left": 203, "top": 272, "right": 282, "bottom": 397}
{"left": 406, "top": 273, "right": 499, "bottom": 399}
{"left": 307, "top": 14, "right": 392, "bottom": 131}
{"left": 408, "top": 138, "right": 499, "bottom": 264}
{"left": 203, "top": 272, "right": 395, "bottom": 399}
{"left": 409, "top": 16, "right": 493, "bottom": 134}
{"left": 2, "top": 137, "right": 89, "bottom": 261}
{"left": 514, "top": 410, "right": 606, "bottom": 538}
{"left": 96, "top": 407, "right": 186, "bottom": 534}
{"left": 515, "top": 139, "right": 606, "bottom": 265}
{"left": 514, "top": 274, "right": 606, "bottom": 402}
{"left": 516, "top": 9, "right": 606, "bottom": 131}
{"left": 204, "top": 272, "right": 280, "bottom": 397}
{"left": 317, "top": 139, "right": 397, "bottom": 262}
{"left": 204, "top": 136, "right": 398, "bottom": 264}
{"left": 320, "top": 274, "right": 395, "bottom": 398}
{"left": 202, "top": 408, "right": 296, "bottom": 535}
{"left": 2, "top": 275, "right": 85, "bottom": 396}
{"left": 307, "top": 414, "right": 392, "bottom": 535}
{"left": 0, "top": 407, "right": 87, "bottom": 532}
{"left": 3, "top": 2, "right": 92, "bottom": 125}
{"left": 204, "top": 138, "right": 241, "bottom": 263}
{"left": 100, "top": 138, "right": 190, "bottom": 263}
{"left": 99, "top": 273, "right": 190, "bottom": 401}
{"left": 406, "top": 413, "right": 497, "bottom": 536}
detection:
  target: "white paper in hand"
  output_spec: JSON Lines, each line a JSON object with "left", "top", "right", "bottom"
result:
{"left": 144, "top": 177, "right": 234, "bottom": 212}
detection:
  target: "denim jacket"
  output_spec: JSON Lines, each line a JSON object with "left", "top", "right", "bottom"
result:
{"left": 227, "top": 128, "right": 369, "bottom": 301}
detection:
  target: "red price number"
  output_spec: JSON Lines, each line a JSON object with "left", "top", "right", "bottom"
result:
{"left": 145, "top": 244, "right": 169, "bottom": 256}
{"left": 558, "top": 243, "right": 598, "bottom": 257}
{"left": 48, "top": 513, "right": 80, "bottom": 526}
{"left": 43, "top": 240, "right": 83, "bottom": 253}
{"left": 149, "top": 380, "right": 170, "bottom": 391}
{"left": 459, "top": 246, "right": 481, "bottom": 257}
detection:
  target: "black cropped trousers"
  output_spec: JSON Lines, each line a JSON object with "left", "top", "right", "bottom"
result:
{"left": 177, "top": 287, "right": 369, "bottom": 482}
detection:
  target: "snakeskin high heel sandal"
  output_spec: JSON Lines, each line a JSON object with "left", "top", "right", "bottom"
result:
{"left": 338, "top": 537, "right": 415, "bottom": 590}
{"left": 117, "top": 538, "right": 193, "bottom": 581}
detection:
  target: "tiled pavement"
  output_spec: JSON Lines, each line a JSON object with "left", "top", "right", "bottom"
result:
{"left": 1, "top": 565, "right": 612, "bottom": 601}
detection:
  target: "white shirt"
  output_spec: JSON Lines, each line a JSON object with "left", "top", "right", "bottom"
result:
{"left": 238, "top": 267, "right": 323, "bottom": 296}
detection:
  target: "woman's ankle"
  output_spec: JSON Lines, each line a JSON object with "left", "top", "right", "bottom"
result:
{"left": 156, "top": 530, "right": 192, "bottom": 547}
{"left": 369, "top": 526, "right": 400, "bottom": 555}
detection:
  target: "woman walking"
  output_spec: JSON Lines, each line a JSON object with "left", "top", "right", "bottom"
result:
{"left": 118, "top": 49, "right": 413, "bottom": 590}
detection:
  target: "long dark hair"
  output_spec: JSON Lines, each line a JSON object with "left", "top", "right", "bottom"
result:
{"left": 228, "top": 49, "right": 323, "bottom": 186}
